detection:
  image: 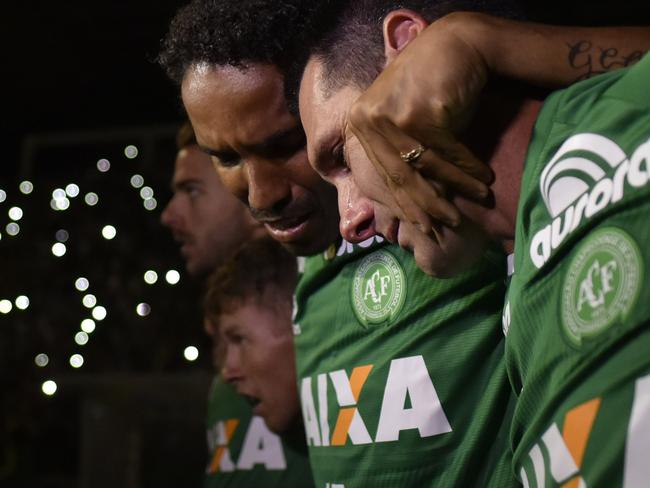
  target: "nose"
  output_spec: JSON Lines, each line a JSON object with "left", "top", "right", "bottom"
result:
{"left": 338, "top": 184, "right": 376, "bottom": 244}
{"left": 245, "top": 159, "right": 292, "bottom": 214}
{"left": 221, "top": 346, "right": 243, "bottom": 386}
{"left": 160, "top": 197, "right": 181, "bottom": 230}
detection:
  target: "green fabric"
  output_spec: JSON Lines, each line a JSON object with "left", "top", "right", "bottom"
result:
{"left": 204, "top": 376, "right": 314, "bottom": 487}
{"left": 506, "top": 53, "right": 650, "bottom": 487}
{"left": 294, "top": 238, "right": 516, "bottom": 487}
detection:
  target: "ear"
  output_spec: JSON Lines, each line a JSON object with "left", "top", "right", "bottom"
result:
{"left": 382, "top": 9, "right": 428, "bottom": 64}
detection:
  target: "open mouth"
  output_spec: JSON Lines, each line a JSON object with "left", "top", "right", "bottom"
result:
{"left": 263, "top": 213, "right": 311, "bottom": 241}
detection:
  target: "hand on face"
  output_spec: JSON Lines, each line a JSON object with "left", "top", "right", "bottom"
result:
{"left": 346, "top": 11, "right": 494, "bottom": 234}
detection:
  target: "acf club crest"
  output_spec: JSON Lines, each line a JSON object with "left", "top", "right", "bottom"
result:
{"left": 351, "top": 249, "right": 406, "bottom": 326}
{"left": 561, "top": 227, "right": 643, "bottom": 346}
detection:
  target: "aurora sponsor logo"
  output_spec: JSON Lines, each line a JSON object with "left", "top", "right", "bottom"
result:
{"left": 530, "top": 133, "right": 650, "bottom": 269}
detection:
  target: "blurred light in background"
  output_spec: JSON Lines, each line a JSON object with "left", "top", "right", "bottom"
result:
{"left": 75, "top": 277, "right": 90, "bottom": 291}
{"left": 52, "top": 242, "right": 66, "bottom": 257}
{"left": 69, "top": 354, "right": 84, "bottom": 369}
{"left": 15, "top": 295, "right": 29, "bottom": 310}
{"left": 102, "top": 225, "right": 117, "bottom": 240}
{"left": 65, "top": 183, "right": 80, "bottom": 198}
{"left": 165, "top": 270, "right": 180, "bottom": 285}
{"left": 136, "top": 303, "right": 151, "bottom": 317}
{"left": 82, "top": 294, "right": 97, "bottom": 308}
{"left": 92, "top": 306, "right": 107, "bottom": 321}
{"left": 84, "top": 192, "right": 99, "bottom": 206}
{"left": 0, "top": 300, "right": 13, "bottom": 314}
{"left": 124, "top": 145, "right": 139, "bottom": 159}
{"left": 183, "top": 346, "right": 199, "bottom": 362}
{"left": 19, "top": 181, "right": 34, "bottom": 195}
{"left": 35, "top": 353, "right": 49, "bottom": 367}
{"left": 75, "top": 332, "right": 89, "bottom": 346}
{"left": 143, "top": 270, "right": 158, "bottom": 285}
{"left": 130, "top": 174, "right": 144, "bottom": 188}
{"left": 6, "top": 223, "right": 20, "bottom": 236}
{"left": 97, "top": 159, "right": 111, "bottom": 172}
{"left": 81, "top": 319, "right": 96, "bottom": 334}
{"left": 42, "top": 380, "right": 57, "bottom": 396}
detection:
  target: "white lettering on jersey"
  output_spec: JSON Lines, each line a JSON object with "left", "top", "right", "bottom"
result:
{"left": 624, "top": 373, "right": 650, "bottom": 487}
{"left": 301, "top": 377, "right": 322, "bottom": 446}
{"left": 237, "top": 416, "right": 287, "bottom": 470}
{"left": 531, "top": 134, "right": 650, "bottom": 268}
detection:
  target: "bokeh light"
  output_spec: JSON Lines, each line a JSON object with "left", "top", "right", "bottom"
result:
{"left": 8, "top": 207, "right": 23, "bottom": 221}
{"left": 69, "top": 354, "right": 84, "bottom": 368}
{"left": 0, "top": 189, "right": 6, "bottom": 202}
{"left": 75, "top": 332, "right": 89, "bottom": 346}
{"left": 81, "top": 319, "right": 96, "bottom": 334}
{"left": 55, "top": 229, "right": 69, "bottom": 242}
{"left": 54, "top": 197, "right": 70, "bottom": 211}
{"left": 35, "top": 353, "right": 49, "bottom": 367}
{"left": 84, "top": 192, "right": 99, "bottom": 206}
{"left": 143, "top": 198, "right": 157, "bottom": 211}
{"left": 184, "top": 346, "right": 199, "bottom": 362}
{"left": 165, "top": 270, "right": 180, "bottom": 285}
{"left": 42, "top": 380, "right": 57, "bottom": 396}
{"left": 97, "top": 159, "right": 110, "bottom": 172}
{"left": 52, "top": 243, "right": 66, "bottom": 257}
{"left": 143, "top": 270, "right": 158, "bottom": 285}
{"left": 136, "top": 303, "right": 151, "bottom": 317}
{"left": 139, "top": 186, "right": 154, "bottom": 200}
{"left": 82, "top": 294, "right": 97, "bottom": 308}
{"left": 124, "top": 145, "right": 138, "bottom": 159}
{"left": 0, "top": 300, "right": 12, "bottom": 314}
{"left": 15, "top": 295, "right": 29, "bottom": 310}
{"left": 102, "top": 225, "right": 116, "bottom": 240}
{"left": 75, "top": 277, "right": 89, "bottom": 291}
{"left": 19, "top": 181, "right": 33, "bottom": 195}
{"left": 130, "top": 174, "right": 144, "bottom": 188}
{"left": 65, "top": 183, "right": 80, "bottom": 198}
{"left": 6, "top": 223, "right": 20, "bottom": 236}
{"left": 92, "top": 306, "right": 107, "bottom": 321}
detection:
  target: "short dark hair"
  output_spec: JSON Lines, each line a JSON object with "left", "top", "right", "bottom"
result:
{"left": 158, "top": 0, "right": 348, "bottom": 85}
{"left": 203, "top": 237, "right": 298, "bottom": 324}
{"left": 312, "top": 0, "right": 524, "bottom": 95}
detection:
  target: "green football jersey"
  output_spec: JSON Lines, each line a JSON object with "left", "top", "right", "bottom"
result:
{"left": 506, "top": 53, "right": 650, "bottom": 487}
{"left": 204, "top": 375, "right": 314, "bottom": 487}
{"left": 294, "top": 237, "right": 516, "bottom": 487}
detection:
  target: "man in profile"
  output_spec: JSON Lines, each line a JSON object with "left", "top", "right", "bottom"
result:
{"left": 161, "top": 122, "right": 312, "bottom": 486}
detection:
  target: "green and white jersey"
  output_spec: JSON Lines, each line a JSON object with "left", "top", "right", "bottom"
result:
{"left": 294, "top": 237, "right": 516, "bottom": 487}
{"left": 204, "top": 375, "right": 314, "bottom": 487}
{"left": 506, "top": 53, "right": 650, "bottom": 487}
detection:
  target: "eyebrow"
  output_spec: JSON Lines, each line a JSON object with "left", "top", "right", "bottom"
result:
{"left": 199, "top": 125, "right": 305, "bottom": 160}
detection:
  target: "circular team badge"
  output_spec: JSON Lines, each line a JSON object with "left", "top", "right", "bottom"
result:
{"left": 561, "top": 227, "right": 643, "bottom": 346}
{"left": 351, "top": 249, "right": 406, "bottom": 326}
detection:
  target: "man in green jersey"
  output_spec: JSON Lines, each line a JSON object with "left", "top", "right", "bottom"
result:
{"left": 204, "top": 237, "right": 314, "bottom": 486}
{"left": 160, "top": 1, "right": 518, "bottom": 486}
{"left": 299, "top": 5, "right": 650, "bottom": 485}
{"left": 162, "top": 123, "right": 311, "bottom": 486}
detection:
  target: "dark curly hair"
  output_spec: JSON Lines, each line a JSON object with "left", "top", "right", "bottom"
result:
{"left": 158, "top": 0, "right": 348, "bottom": 85}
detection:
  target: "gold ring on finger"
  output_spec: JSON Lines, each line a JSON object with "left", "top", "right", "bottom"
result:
{"left": 399, "top": 144, "right": 426, "bottom": 165}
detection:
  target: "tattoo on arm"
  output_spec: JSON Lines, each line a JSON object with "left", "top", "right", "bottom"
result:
{"left": 567, "top": 40, "right": 645, "bottom": 81}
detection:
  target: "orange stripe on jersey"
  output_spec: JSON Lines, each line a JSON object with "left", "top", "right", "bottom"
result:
{"left": 560, "top": 475, "right": 582, "bottom": 488}
{"left": 349, "top": 365, "right": 373, "bottom": 402}
{"left": 225, "top": 419, "right": 240, "bottom": 441}
{"left": 562, "top": 398, "right": 601, "bottom": 467}
{"left": 331, "top": 407, "right": 356, "bottom": 446}
{"left": 209, "top": 446, "right": 226, "bottom": 473}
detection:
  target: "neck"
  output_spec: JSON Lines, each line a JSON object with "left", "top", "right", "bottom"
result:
{"left": 457, "top": 89, "right": 543, "bottom": 255}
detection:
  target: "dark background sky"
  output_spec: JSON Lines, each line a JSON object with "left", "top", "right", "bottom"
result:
{"left": 3, "top": 0, "right": 186, "bottom": 178}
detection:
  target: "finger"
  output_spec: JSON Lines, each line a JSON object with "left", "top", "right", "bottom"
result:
{"left": 412, "top": 149, "right": 490, "bottom": 202}
{"left": 348, "top": 122, "right": 461, "bottom": 228}
{"left": 417, "top": 128, "right": 494, "bottom": 185}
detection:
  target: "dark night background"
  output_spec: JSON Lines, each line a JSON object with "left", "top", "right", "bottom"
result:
{"left": 1, "top": 1, "right": 648, "bottom": 487}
